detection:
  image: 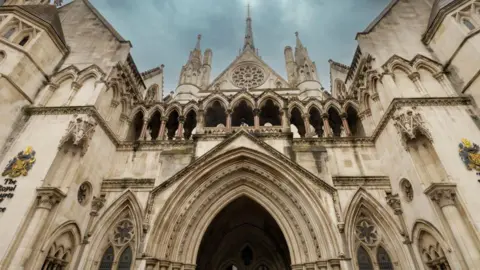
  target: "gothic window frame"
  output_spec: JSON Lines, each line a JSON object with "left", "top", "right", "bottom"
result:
{"left": 39, "top": 222, "right": 81, "bottom": 270}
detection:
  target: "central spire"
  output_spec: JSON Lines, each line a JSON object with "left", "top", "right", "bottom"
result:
{"left": 243, "top": 3, "right": 255, "bottom": 53}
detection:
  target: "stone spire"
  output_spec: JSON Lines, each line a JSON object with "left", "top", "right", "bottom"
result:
{"left": 178, "top": 34, "right": 212, "bottom": 89}
{"left": 294, "top": 31, "right": 308, "bottom": 66}
{"left": 189, "top": 34, "right": 202, "bottom": 69}
{"left": 243, "top": 4, "right": 255, "bottom": 53}
{"left": 195, "top": 34, "right": 202, "bottom": 51}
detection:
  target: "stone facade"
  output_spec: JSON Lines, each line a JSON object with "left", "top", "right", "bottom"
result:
{"left": 0, "top": 0, "right": 480, "bottom": 269}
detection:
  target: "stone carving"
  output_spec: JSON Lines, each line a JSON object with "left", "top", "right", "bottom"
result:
{"left": 400, "top": 179, "right": 413, "bottom": 202}
{"left": 77, "top": 182, "right": 91, "bottom": 205}
{"left": 112, "top": 218, "right": 135, "bottom": 246}
{"left": 393, "top": 107, "right": 431, "bottom": 149}
{"left": 58, "top": 114, "right": 97, "bottom": 156}
{"left": 429, "top": 188, "right": 456, "bottom": 208}
{"left": 355, "top": 218, "right": 379, "bottom": 245}
{"left": 1, "top": 146, "right": 36, "bottom": 178}
{"left": 386, "top": 193, "right": 402, "bottom": 215}
{"left": 146, "top": 127, "right": 152, "bottom": 141}
{"left": 231, "top": 64, "right": 266, "bottom": 89}
{"left": 340, "top": 126, "right": 347, "bottom": 138}
{"left": 91, "top": 195, "right": 106, "bottom": 214}
{"left": 458, "top": 138, "right": 480, "bottom": 171}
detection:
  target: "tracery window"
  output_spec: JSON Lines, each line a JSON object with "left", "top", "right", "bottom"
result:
{"left": 354, "top": 213, "right": 395, "bottom": 269}
{"left": 41, "top": 229, "right": 78, "bottom": 270}
{"left": 418, "top": 231, "right": 451, "bottom": 270}
{"left": 98, "top": 212, "right": 136, "bottom": 270}
{"left": 2, "top": 27, "right": 15, "bottom": 40}
{"left": 231, "top": 64, "right": 266, "bottom": 89}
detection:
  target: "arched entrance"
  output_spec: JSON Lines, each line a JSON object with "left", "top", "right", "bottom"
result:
{"left": 196, "top": 197, "right": 291, "bottom": 270}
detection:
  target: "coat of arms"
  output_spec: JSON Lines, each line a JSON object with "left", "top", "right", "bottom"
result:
{"left": 458, "top": 138, "right": 480, "bottom": 171}
{"left": 1, "top": 146, "right": 36, "bottom": 178}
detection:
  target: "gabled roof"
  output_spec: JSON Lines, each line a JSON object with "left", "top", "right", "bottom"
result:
{"left": 356, "top": 0, "right": 399, "bottom": 37}
{"left": 18, "top": 4, "right": 65, "bottom": 43}
{"left": 423, "top": 0, "right": 468, "bottom": 43}
{"left": 207, "top": 49, "right": 289, "bottom": 90}
{"left": 59, "top": 0, "right": 131, "bottom": 46}
{"left": 427, "top": 0, "right": 456, "bottom": 28}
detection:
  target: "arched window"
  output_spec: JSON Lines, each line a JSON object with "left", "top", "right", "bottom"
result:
{"left": 377, "top": 246, "right": 394, "bottom": 270}
{"left": 147, "top": 111, "right": 161, "bottom": 140}
{"left": 118, "top": 246, "right": 133, "bottom": 270}
{"left": 205, "top": 100, "right": 227, "bottom": 127}
{"left": 259, "top": 99, "right": 281, "bottom": 126}
{"left": 463, "top": 18, "right": 475, "bottom": 31}
{"left": 232, "top": 100, "right": 254, "bottom": 127}
{"left": 357, "top": 246, "right": 374, "bottom": 270}
{"left": 99, "top": 246, "right": 114, "bottom": 270}
{"left": 290, "top": 107, "right": 305, "bottom": 138}
{"left": 129, "top": 111, "right": 144, "bottom": 141}
{"left": 327, "top": 107, "right": 342, "bottom": 137}
{"left": 166, "top": 110, "right": 180, "bottom": 140}
{"left": 309, "top": 107, "right": 323, "bottom": 137}
{"left": 183, "top": 110, "right": 197, "bottom": 140}
{"left": 2, "top": 27, "right": 15, "bottom": 40}
{"left": 18, "top": 35, "right": 29, "bottom": 46}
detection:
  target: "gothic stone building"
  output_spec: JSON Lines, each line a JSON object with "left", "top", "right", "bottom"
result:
{"left": 1, "top": 0, "right": 480, "bottom": 269}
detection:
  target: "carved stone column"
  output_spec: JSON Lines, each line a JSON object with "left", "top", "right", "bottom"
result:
{"left": 253, "top": 109, "right": 260, "bottom": 130}
{"left": 158, "top": 117, "right": 168, "bottom": 140}
{"left": 340, "top": 113, "right": 351, "bottom": 136}
{"left": 139, "top": 119, "right": 149, "bottom": 141}
{"left": 64, "top": 81, "right": 82, "bottom": 106}
{"left": 302, "top": 113, "right": 312, "bottom": 137}
{"left": 73, "top": 195, "right": 106, "bottom": 270}
{"left": 226, "top": 109, "right": 232, "bottom": 132}
{"left": 176, "top": 116, "right": 185, "bottom": 140}
{"left": 386, "top": 193, "right": 421, "bottom": 269}
{"left": 15, "top": 188, "right": 65, "bottom": 268}
{"left": 426, "top": 184, "right": 480, "bottom": 268}
{"left": 118, "top": 113, "right": 129, "bottom": 139}
{"left": 39, "top": 83, "right": 59, "bottom": 106}
{"left": 434, "top": 72, "right": 456, "bottom": 97}
{"left": 322, "top": 113, "right": 331, "bottom": 137}
{"left": 106, "top": 100, "right": 119, "bottom": 122}
{"left": 281, "top": 108, "right": 290, "bottom": 132}
{"left": 408, "top": 72, "right": 429, "bottom": 97}
{"left": 196, "top": 109, "right": 205, "bottom": 134}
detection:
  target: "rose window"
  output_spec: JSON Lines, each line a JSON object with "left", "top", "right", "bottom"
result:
{"left": 112, "top": 220, "right": 134, "bottom": 246}
{"left": 231, "top": 64, "right": 266, "bottom": 89}
{"left": 355, "top": 219, "right": 379, "bottom": 245}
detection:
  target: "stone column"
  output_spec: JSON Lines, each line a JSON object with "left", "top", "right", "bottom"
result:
{"left": 158, "top": 117, "right": 167, "bottom": 140}
{"left": 159, "top": 260, "right": 170, "bottom": 270}
{"left": 426, "top": 184, "right": 480, "bottom": 268}
{"left": 386, "top": 193, "right": 421, "bottom": 269}
{"left": 14, "top": 188, "right": 65, "bottom": 268}
{"left": 118, "top": 113, "right": 129, "bottom": 139}
{"left": 72, "top": 195, "right": 106, "bottom": 270}
{"left": 340, "top": 113, "right": 351, "bottom": 136}
{"left": 434, "top": 72, "right": 457, "bottom": 97}
{"left": 302, "top": 113, "right": 312, "bottom": 137}
{"left": 39, "top": 83, "right": 59, "bottom": 106}
{"left": 322, "top": 113, "right": 331, "bottom": 138}
{"left": 226, "top": 109, "right": 232, "bottom": 132}
{"left": 408, "top": 72, "right": 429, "bottom": 97}
{"left": 175, "top": 116, "right": 185, "bottom": 140}
{"left": 281, "top": 108, "right": 290, "bottom": 132}
{"left": 64, "top": 81, "right": 82, "bottom": 106}
{"left": 196, "top": 109, "right": 205, "bottom": 134}
{"left": 140, "top": 119, "right": 149, "bottom": 141}
{"left": 253, "top": 109, "right": 260, "bottom": 130}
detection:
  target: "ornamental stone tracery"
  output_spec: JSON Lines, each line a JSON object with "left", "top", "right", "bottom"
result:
{"left": 231, "top": 64, "right": 266, "bottom": 89}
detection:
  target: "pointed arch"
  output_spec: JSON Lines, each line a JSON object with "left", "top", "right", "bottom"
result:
{"left": 77, "top": 65, "right": 106, "bottom": 85}
{"left": 145, "top": 147, "right": 340, "bottom": 266}
{"left": 344, "top": 188, "right": 411, "bottom": 269}
{"left": 257, "top": 91, "right": 284, "bottom": 109}
{"left": 129, "top": 106, "right": 147, "bottom": 122}
{"left": 287, "top": 100, "right": 306, "bottom": 116}
{"left": 342, "top": 100, "right": 360, "bottom": 112}
{"left": 384, "top": 55, "right": 414, "bottom": 75}
{"left": 183, "top": 102, "right": 199, "bottom": 117}
{"left": 323, "top": 99, "right": 343, "bottom": 114}
{"left": 412, "top": 57, "right": 442, "bottom": 76}
{"left": 82, "top": 190, "right": 144, "bottom": 270}
{"left": 50, "top": 66, "right": 79, "bottom": 85}
{"left": 202, "top": 93, "right": 229, "bottom": 110}
{"left": 230, "top": 91, "right": 256, "bottom": 110}
{"left": 165, "top": 102, "right": 183, "bottom": 117}
{"left": 305, "top": 100, "right": 323, "bottom": 116}
{"left": 146, "top": 104, "right": 165, "bottom": 121}
{"left": 35, "top": 221, "right": 82, "bottom": 269}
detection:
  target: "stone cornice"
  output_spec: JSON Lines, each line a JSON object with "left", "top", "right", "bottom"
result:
{"left": 332, "top": 176, "right": 391, "bottom": 189}
{"left": 293, "top": 137, "right": 374, "bottom": 148}
{"left": 101, "top": 178, "right": 155, "bottom": 191}
{"left": 117, "top": 140, "right": 195, "bottom": 151}
{"left": 371, "top": 97, "right": 471, "bottom": 141}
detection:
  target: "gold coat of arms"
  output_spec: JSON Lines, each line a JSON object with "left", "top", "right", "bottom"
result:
{"left": 1, "top": 146, "right": 36, "bottom": 178}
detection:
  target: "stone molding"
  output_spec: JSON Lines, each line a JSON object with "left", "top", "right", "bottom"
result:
{"left": 332, "top": 176, "right": 391, "bottom": 189}
{"left": 424, "top": 183, "right": 457, "bottom": 208}
{"left": 101, "top": 178, "right": 155, "bottom": 191}
{"left": 36, "top": 187, "right": 66, "bottom": 210}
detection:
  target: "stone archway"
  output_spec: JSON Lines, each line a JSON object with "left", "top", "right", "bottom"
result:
{"left": 196, "top": 196, "right": 290, "bottom": 270}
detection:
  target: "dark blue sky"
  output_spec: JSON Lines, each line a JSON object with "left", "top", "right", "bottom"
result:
{"left": 84, "top": 0, "right": 390, "bottom": 90}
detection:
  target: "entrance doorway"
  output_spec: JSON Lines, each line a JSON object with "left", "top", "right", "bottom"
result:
{"left": 196, "top": 197, "right": 291, "bottom": 270}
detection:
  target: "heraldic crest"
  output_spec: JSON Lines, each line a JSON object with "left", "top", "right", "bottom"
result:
{"left": 1, "top": 146, "right": 36, "bottom": 178}
{"left": 458, "top": 138, "right": 480, "bottom": 171}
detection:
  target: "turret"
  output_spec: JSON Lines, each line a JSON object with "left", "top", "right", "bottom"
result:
{"left": 202, "top": 48, "right": 212, "bottom": 88}
{"left": 284, "top": 46, "right": 296, "bottom": 85}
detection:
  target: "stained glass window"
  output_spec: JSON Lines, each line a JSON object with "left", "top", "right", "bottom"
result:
{"left": 377, "top": 246, "right": 394, "bottom": 270}
{"left": 99, "top": 246, "right": 114, "bottom": 270}
{"left": 357, "top": 246, "right": 374, "bottom": 270}
{"left": 118, "top": 246, "right": 133, "bottom": 270}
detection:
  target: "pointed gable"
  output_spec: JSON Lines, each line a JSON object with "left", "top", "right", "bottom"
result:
{"left": 207, "top": 49, "right": 289, "bottom": 91}
{"left": 19, "top": 5, "right": 65, "bottom": 44}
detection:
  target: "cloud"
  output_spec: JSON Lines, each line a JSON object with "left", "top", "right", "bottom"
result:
{"left": 87, "top": 0, "right": 390, "bottom": 91}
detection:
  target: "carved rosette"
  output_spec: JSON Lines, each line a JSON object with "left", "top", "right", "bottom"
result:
{"left": 58, "top": 114, "right": 97, "bottom": 156}
{"left": 392, "top": 106, "right": 432, "bottom": 150}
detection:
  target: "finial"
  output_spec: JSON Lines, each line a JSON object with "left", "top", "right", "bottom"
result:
{"left": 247, "top": 3, "right": 251, "bottom": 18}
{"left": 295, "top": 31, "right": 299, "bottom": 37}
{"left": 195, "top": 34, "right": 202, "bottom": 50}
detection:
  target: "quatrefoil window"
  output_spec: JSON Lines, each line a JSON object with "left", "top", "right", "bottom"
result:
{"left": 231, "top": 64, "right": 266, "bottom": 89}
{"left": 112, "top": 219, "right": 135, "bottom": 246}
{"left": 356, "top": 219, "right": 379, "bottom": 245}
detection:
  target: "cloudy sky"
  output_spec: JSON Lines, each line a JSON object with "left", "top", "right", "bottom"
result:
{"left": 83, "top": 0, "right": 390, "bottom": 91}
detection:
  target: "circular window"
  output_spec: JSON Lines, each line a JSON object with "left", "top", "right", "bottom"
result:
{"left": 231, "top": 64, "right": 266, "bottom": 89}
{"left": 77, "top": 182, "right": 91, "bottom": 205}
{"left": 400, "top": 179, "right": 414, "bottom": 202}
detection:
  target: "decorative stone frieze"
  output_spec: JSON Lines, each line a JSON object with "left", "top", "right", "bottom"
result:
{"left": 58, "top": 114, "right": 97, "bottom": 156}
{"left": 101, "top": 178, "right": 155, "bottom": 191}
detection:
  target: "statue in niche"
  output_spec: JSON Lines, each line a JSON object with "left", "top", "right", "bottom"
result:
{"left": 145, "top": 127, "right": 152, "bottom": 141}
{"left": 340, "top": 126, "right": 347, "bottom": 137}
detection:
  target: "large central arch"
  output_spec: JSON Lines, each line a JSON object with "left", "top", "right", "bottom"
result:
{"left": 144, "top": 145, "right": 343, "bottom": 268}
